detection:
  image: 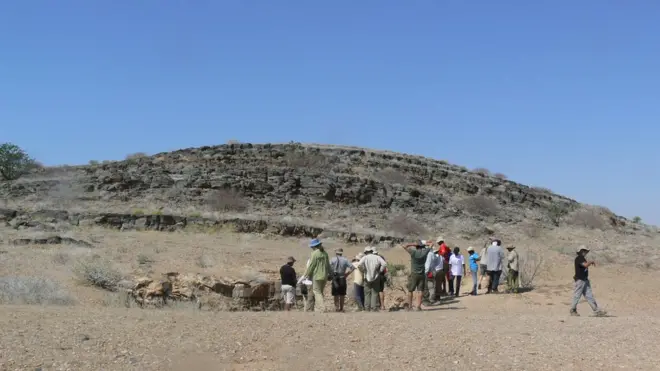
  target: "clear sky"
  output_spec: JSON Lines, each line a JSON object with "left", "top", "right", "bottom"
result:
{"left": 1, "top": 2, "right": 658, "bottom": 225}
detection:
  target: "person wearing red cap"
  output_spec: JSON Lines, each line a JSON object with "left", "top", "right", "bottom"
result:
{"left": 437, "top": 237, "right": 451, "bottom": 295}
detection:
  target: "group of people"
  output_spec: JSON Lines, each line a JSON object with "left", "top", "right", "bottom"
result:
{"left": 279, "top": 236, "right": 607, "bottom": 316}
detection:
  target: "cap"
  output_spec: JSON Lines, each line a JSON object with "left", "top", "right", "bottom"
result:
{"left": 286, "top": 256, "right": 296, "bottom": 263}
{"left": 435, "top": 236, "right": 444, "bottom": 243}
{"left": 467, "top": 246, "right": 474, "bottom": 252}
{"left": 335, "top": 248, "right": 344, "bottom": 255}
{"left": 309, "top": 239, "right": 322, "bottom": 248}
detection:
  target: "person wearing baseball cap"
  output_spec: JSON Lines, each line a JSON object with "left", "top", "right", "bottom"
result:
{"left": 570, "top": 246, "right": 607, "bottom": 317}
{"left": 329, "top": 247, "right": 354, "bottom": 312}
{"left": 401, "top": 239, "right": 432, "bottom": 310}
{"left": 280, "top": 256, "right": 298, "bottom": 311}
{"left": 466, "top": 246, "right": 480, "bottom": 295}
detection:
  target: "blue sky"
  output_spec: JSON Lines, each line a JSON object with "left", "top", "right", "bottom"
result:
{"left": 1, "top": 1, "right": 659, "bottom": 224}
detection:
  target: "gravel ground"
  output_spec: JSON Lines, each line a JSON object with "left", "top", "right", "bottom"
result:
{"left": 2, "top": 303, "right": 660, "bottom": 371}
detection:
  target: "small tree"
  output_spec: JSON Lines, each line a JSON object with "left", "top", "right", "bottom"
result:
{"left": 633, "top": 216, "right": 642, "bottom": 223}
{"left": 0, "top": 143, "right": 37, "bottom": 181}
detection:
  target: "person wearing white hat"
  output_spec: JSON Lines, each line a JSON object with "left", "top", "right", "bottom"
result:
{"left": 351, "top": 253, "right": 366, "bottom": 311}
{"left": 357, "top": 246, "right": 387, "bottom": 311}
{"left": 466, "top": 246, "right": 480, "bottom": 295}
{"left": 372, "top": 247, "right": 388, "bottom": 311}
{"left": 570, "top": 246, "right": 607, "bottom": 317}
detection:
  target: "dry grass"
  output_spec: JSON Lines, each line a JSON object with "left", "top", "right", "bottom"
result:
{"left": 205, "top": 189, "right": 249, "bottom": 212}
{"left": 472, "top": 167, "right": 491, "bottom": 176}
{"left": 0, "top": 276, "right": 75, "bottom": 305}
{"left": 72, "top": 256, "right": 123, "bottom": 291}
{"left": 567, "top": 209, "right": 608, "bottom": 230}
{"left": 387, "top": 214, "right": 428, "bottom": 237}
{"left": 374, "top": 167, "right": 408, "bottom": 185}
{"left": 457, "top": 195, "right": 500, "bottom": 217}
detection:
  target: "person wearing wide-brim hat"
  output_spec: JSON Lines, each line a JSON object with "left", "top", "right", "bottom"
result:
{"left": 570, "top": 246, "right": 607, "bottom": 317}
{"left": 505, "top": 245, "right": 520, "bottom": 294}
{"left": 302, "top": 238, "right": 332, "bottom": 313}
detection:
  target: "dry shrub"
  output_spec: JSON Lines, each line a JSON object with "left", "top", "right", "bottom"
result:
{"left": 125, "top": 152, "right": 148, "bottom": 160}
{"left": 205, "top": 189, "right": 249, "bottom": 212}
{"left": 374, "top": 167, "right": 408, "bottom": 185}
{"left": 73, "top": 257, "right": 123, "bottom": 291}
{"left": 547, "top": 204, "right": 569, "bottom": 226}
{"left": 532, "top": 186, "right": 553, "bottom": 193}
{"left": 195, "top": 254, "right": 215, "bottom": 268}
{"left": 52, "top": 251, "right": 71, "bottom": 265}
{"left": 388, "top": 214, "right": 428, "bottom": 237}
{"left": 518, "top": 250, "right": 543, "bottom": 288}
{"left": 494, "top": 172, "right": 507, "bottom": 180}
{"left": 457, "top": 195, "right": 500, "bottom": 217}
{"left": 567, "top": 209, "right": 608, "bottom": 230}
{"left": 0, "top": 277, "right": 75, "bottom": 305}
{"left": 472, "top": 167, "right": 491, "bottom": 176}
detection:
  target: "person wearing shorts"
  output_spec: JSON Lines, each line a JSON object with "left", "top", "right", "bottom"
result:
{"left": 280, "top": 256, "right": 298, "bottom": 311}
{"left": 330, "top": 248, "right": 354, "bottom": 312}
{"left": 402, "top": 240, "right": 431, "bottom": 311}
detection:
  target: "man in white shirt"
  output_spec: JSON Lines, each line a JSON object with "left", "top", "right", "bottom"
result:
{"left": 357, "top": 246, "right": 387, "bottom": 312}
{"left": 448, "top": 247, "right": 466, "bottom": 296}
{"left": 423, "top": 245, "right": 444, "bottom": 304}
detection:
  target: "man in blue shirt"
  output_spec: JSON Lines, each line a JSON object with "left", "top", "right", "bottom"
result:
{"left": 467, "top": 246, "right": 480, "bottom": 295}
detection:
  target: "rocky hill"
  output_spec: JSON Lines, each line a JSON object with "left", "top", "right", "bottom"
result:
{"left": 0, "top": 142, "right": 650, "bottom": 241}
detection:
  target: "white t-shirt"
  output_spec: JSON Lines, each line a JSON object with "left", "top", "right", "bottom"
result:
{"left": 449, "top": 254, "right": 465, "bottom": 276}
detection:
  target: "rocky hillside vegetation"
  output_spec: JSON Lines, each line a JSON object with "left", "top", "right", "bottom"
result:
{"left": 0, "top": 142, "right": 652, "bottom": 239}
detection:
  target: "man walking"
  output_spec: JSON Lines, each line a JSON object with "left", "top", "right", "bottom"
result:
{"left": 330, "top": 248, "right": 354, "bottom": 312}
{"left": 402, "top": 240, "right": 431, "bottom": 310}
{"left": 358, "top": 246, "right": 387, "bottom": 311}
{"left": 486, "top": 239, "right": 505, "bottom": 294}
{"left": 280, "top": 256, "right": 297, "bottom": 311}
{"left": 303, "top": 238, "right": 332, "bottom": 312}
{"left": 423, "top": 244, "right": 444, "bottom": 304}
{"left": 571, "top": 246, "right": 607, "bottom": 317}
{"left": 467, "top": 246, "right": 480, "bottom": 295}
{"left": 506, "top": 245, "right": 520, "bottom": 293}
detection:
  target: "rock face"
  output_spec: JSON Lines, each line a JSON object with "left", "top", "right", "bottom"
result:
{"left": 127, "top": 272, "right": 300, "bottom": 311}
{"left": 0, "top": 142, "right": 635, "bottom": 235}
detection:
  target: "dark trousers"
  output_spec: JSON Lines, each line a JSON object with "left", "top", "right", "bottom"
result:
{"left": 354, "top": 283, "right": 365, "bottom": 309}
{"left": 487, "top": 270, "right": 502, "bottom": 292}
{"left": 449, "top": 275, "right": 462, "bottom": 296}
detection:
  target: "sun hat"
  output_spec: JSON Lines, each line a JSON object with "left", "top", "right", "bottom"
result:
{"left": 436, "top": 236, "right": 444, "bottom": 243}
{"left": 335, "top": 248, "right": 344, "bottom": 255}
{"left": 467, "top": 246, "right": 475, "bottom": 252}
{"left": 309, "top": 239, "right": 322, "bottom": 248}
{"left": 372, "top": 247, "right": 379, "bottom": 255}
{"left": 576, "top": 245, "right": 589, "bottom": 253}
{"left": 506, "top": 245, "right": 516, "bottom": 250}
{"left": 286, "top": 256, "right": 296, "bottom": 263}
{"left": 364, "top": 246, "right": 374, "bottom": 253}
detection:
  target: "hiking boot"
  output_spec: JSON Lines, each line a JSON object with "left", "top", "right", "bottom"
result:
{"left": 594, "top": 310, "right": 608, "bottom": 317}
{"left": 570, "top": 310, "right": 580, "bottom": 317}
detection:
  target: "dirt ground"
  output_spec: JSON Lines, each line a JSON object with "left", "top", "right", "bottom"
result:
{"left": 1, "top": 227, "right": 660, "bottom": 370}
